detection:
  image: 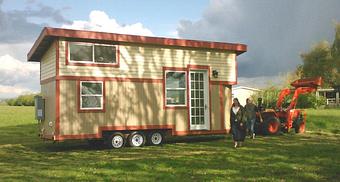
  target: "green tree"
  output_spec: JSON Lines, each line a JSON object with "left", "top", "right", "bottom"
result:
{"left": 6, "top": 99, "right": 16, "bottom": 106}
{"left": 5, "top": 93, "right": 36, "bottom": 106}
{"left": 300, "top": 41, "right": 333, "bottom": 87}
{"left": 331, "top": 23, "right": 340, "bottom": 87}
{"left": 331, "top": 24, "right": 340, "bottom": 58}
{"left": 300, "top": 23, "right": 340, "bottom": 88}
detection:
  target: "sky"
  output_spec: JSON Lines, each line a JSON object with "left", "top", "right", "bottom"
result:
{"left": 0, "top": 0, "right": 340, "bottom": 98}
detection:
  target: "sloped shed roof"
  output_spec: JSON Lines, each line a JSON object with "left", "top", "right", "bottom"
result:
{"left": 27, "top": 27, "right": 247, "bottom": 62}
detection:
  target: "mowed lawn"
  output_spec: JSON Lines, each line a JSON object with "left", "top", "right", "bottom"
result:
{"left": 0, "top": 106, "right": 339, "bottom": 181}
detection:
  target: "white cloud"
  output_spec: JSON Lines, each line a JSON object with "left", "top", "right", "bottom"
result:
{"left": 0, "top": 1, "right": 69, "bottom": 98}
{"left": 0, "top": 0, "right": 69, "bottom": 43}
{"left": 0, "top": 85, "right": 34, "bottom": 98}
{"left": 167, "top": 30, "right": 179, "bottom": 38}
{"left": 0, "top": 54, "right": 39, "bottom": 98}
{"left": 62, "top": 10, "right": 154, "bottom": 36}
{"left": 0, "top": 54, "right": 39, "bottom": 83}
{"left": 0, "top": 43, "right": 33, "bottom": 61}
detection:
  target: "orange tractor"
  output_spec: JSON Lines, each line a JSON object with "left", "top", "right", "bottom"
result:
{"left": 255, "top": 77, "right": 322, "bottom": 135}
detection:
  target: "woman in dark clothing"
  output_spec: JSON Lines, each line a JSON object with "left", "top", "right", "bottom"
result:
{"left": 230, "top": 98, "right": 246, "bottom": 148}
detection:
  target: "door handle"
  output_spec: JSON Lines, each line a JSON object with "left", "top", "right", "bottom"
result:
{"left": 204, "top": 104, "right": 208, "bottom": 110}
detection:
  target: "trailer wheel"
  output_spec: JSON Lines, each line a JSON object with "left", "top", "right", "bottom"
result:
{"left": 263, "top": 117, "right": 280, "bottom": 135}
{"left": 128, "top": 131, "right": 146, "bottom": 147}
{"left": 148, "top": 131, "right": 163, "bottom": 145}
{"left": 107, "top": 132, "right": 125, "bottom": 149}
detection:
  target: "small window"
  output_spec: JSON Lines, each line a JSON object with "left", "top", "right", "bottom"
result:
{"left": 69, "top": 42, "right": 117, "bottom": 64}
{"left": 70, "top": 43, "right": 93, "bottom": 62}
{"left": 80, "top": 81, "right": 103, "bottom": 110}
{"left": 94, "top": 45, "right": 116, "bottom": 63}
{"left": 165, "top": 71, "right": 187, "bottom": 106}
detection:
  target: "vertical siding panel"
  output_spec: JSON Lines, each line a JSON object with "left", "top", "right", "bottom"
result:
{"left": 59, "top": 40, "right": 66, "bottom": 66}
{"left": 41, "top": 43, "right": 56, "bottom": 80}
{"left": 40, "top": 81, "right": 56, "bottom": 136}
{"left": 211, "top": 85, "right": 221, "bottom": 130}
{"left": 60, "top": 80, "right": 76, "bottom": 135}
{"left": 224, "top": 85, "right": 232, "bottom": 130}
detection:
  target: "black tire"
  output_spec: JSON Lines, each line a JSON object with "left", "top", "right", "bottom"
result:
{"left": 106, "top": 132, "right": 125, "bottom": 149}
{"left": 294, "top": 114, "right": 305, "bottom": 133}
{"left": 263, "top": 117, "right": 281, "bottom": 135}
{"left": 128, "top": 131, "right": 146, "bottom": 147}
{"left": 147, "top": 131, "right": 164, "bottom": 145}
{"left": 295, "top": 122, "right": 305, "bottom": 133}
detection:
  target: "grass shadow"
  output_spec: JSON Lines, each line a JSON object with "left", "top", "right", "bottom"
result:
{"left": 0, "top": 123, "right": 226, "bottom": 152}
{"left": 1, "top": 123, "right": 340, "bottom": 181}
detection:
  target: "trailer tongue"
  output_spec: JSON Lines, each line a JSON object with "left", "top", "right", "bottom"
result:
{"left": 255, "top": 77, "right": 322, "bottom": 135}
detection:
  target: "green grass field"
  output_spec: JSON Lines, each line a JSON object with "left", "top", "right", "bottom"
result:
{"left": 306, "top": 109, "right": 340, "bottom": 134}
{"left": 0, "top": 106, "right": 339, "bottom": 181}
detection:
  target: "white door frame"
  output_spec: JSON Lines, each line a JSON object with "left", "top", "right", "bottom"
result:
{"left": 189, "top": 70, "right": 210, "bottom": 130}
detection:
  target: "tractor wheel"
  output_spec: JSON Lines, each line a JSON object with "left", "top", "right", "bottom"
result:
{"left": 263, "top": 117, "right": 281, "bottom": 135}
{"left": 294, "top": 113, "right": 305, "bottom": 133}
{"left": 295, "top": 122, "right": 306, "bottom": 133}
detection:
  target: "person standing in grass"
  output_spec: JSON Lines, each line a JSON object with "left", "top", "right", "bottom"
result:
{"left": 245, "top": 98, "right": 258, "bottom": 139}
{"left": 230, "top": 98, "right": 246, "bottom": 148}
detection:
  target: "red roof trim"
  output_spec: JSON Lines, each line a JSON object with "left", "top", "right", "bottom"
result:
{"left": 28, "top": 27, "right": 247, "bottom": 62}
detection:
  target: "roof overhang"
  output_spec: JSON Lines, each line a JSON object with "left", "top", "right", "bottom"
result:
{"left": 27, "top": 27, "right": 247, "bottom": 62}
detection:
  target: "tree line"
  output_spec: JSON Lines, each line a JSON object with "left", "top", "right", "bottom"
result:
{"left": 6, "top": 93, "right": 37, "bottom": 106}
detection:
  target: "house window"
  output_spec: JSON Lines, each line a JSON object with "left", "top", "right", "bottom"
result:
{"left": 80, "top": 81, "right": 104, "bottom": 110}
{"left": 94, "top": 45, "right": 116, "bottom": 63}
{"left": 69, "top": 42, "right": 117, "bottom": 64}
{"left": 69, "top": 43, "right": 93, "bottom": 62}
{"left": 165, "top": 71, "right": 187, "bottom": 106}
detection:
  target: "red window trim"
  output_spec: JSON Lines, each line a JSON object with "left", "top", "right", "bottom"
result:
{"left": 163, "top": 67, "right": 188, "bottom": 109}
{"left": 65, "top": 41, "right": 120, "bottom": 67}
{"left": 77, "top": 80, "right": 106, "bottom": 113}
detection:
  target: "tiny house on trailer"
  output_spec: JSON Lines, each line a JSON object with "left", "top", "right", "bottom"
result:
{"left": 28, "top": 27, "right": 247, "bottom": 148}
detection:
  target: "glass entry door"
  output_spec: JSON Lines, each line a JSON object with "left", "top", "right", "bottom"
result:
{"left": 189, "top": 70, "right": 210, "bottom": 130}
